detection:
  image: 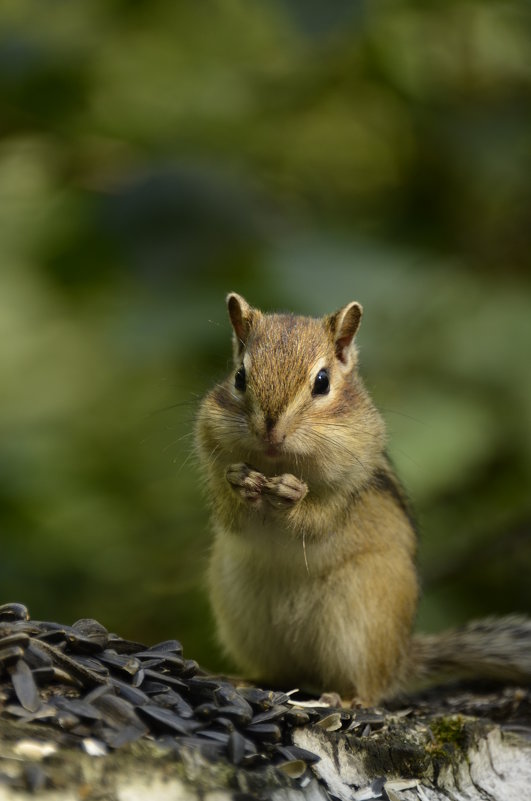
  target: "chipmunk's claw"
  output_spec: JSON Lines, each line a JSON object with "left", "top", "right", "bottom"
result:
{"left": 226, "top": 463, "right": 266, "bottom": 503}
{"left": 263, "top": 473, "right": 308, "bottom": 508}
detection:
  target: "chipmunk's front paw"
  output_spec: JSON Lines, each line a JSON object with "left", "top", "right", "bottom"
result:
{"left": 263, "top": 473, "right": 308, "bottom": 508}
{"left": 226, "top": 463, "right": 266, "bottom": 504}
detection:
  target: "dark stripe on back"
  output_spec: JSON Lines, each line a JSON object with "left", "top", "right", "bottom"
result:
{"left": 370, "top": 463, "right": 418, "bottom": 534}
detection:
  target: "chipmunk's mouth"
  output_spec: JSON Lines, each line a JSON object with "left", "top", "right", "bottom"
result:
{"left": 264, "top": 444, "right": 281, "bottom": 458}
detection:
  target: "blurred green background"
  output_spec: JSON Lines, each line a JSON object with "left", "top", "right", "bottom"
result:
{"left": 1, "top": 0, "right": 530, "bottom": 672}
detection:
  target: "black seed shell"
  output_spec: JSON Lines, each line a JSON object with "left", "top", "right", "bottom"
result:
{"left": 0, "top": 603, "right": 326, "bottom": 777}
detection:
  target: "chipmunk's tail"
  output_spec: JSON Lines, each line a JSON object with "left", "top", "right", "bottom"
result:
{"left": 410, "top": 615, "right": 531, "bottom": 684}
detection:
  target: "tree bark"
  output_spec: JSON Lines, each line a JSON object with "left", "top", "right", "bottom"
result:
{"left": 1, "top": 686, "right": 530, "bottom": 801}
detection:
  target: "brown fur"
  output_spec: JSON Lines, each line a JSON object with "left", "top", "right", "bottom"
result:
{"left": 196, "top": 294, "right": 531, "bottom": 703}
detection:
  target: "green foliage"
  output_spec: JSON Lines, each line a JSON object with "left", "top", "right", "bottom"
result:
{"left": 0, "top": 0, "right": 530, "bottom": 669}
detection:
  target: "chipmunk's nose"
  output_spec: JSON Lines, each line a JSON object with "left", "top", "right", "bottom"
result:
{"left": 265, "top": 415, "right": 275, "bottom": 434}
{"left": 262, "top": 414, "right": 285, "bottom": 454}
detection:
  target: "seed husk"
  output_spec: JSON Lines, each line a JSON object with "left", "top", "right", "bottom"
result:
{"left": 0, "top": 603, "right": 328, "bottom": 777}
{"left": 10, "top": 659, "right": 41, "bottom": 712}
{"left": 92, "top": 693, "right": 144, "bottom": 730}
{"left": 106, "top": 635, "right": 146, "bottom": 654}
{"left": 227, "top": 729, "right": 246, "bottom": 765}
{"left": 0, "top": 603, "right": 30, "bottom": 622}
{"left": 24, "top": 642, "right": 53, "bottom": 669}
{"left": 0, "top": 632, "right": 30, "bottom": 650}
{"left": 277, "top": 759, "right": 307, "bottom": 779}
{"left": 72, "top": 619, "right": 109, "bottom": 650}
{"left": 145, "top": 639, "right": 183, "bottom": 656}
{"left": 245, "top": 722, "right": 282, "bottom": 741}
{"left": 137, "top": 705, "right": 196, "bottom": 735}
{"left": 142, "top": 668, "right": 188, "bottom": 690}
{"left": 0, "top": 645, "right": 26, "bottom": 667}
{"left": 315, "top": 712, "right": 343, "bottom": 731}
{"left": 99, "top": 652, "right": 142, "bottom": 676}
{"left": 251, "top": 705, "right": 289, "bottom": 725}
{"left": 275, "top": 744, "right": 321, "bottom": 764}
{"left": 110, "top": 678, "right": 150, "bottom": 706}
{"left": 197, "top": 728, "right": 231, "bottom": 745}
{"left": 237, "top": 687, "right": 276, "bottom": 710}
{"left": 283, "top": 708, "right": 311, "bottom": 726}
{"left": 53, "top": 696, "right": 103, "bottom": 721}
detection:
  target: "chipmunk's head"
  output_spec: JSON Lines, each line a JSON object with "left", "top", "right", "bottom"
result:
{"left": 207, "top": 293, "right": 385, "bottom": 484}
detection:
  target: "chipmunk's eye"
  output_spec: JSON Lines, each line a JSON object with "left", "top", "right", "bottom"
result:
{"left": 312, "top": 368, "right": 330, "bottom": 396}
{"left": 234, "top": 365, "right": 246, "bottom": 392}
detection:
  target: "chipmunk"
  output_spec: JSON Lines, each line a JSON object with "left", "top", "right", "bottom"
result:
{"left": 196, "top": 293, "right": 531, "bottom": 704}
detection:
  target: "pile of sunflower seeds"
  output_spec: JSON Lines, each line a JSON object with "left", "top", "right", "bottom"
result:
{"left": 0, "top": 602, "right": 359, "bottom": 778}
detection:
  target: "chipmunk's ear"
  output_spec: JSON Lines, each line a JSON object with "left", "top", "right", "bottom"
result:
{"left": 227, "top": 292, "right": 256, "bottom": 359}
{"left": 327, "top": 301, "right": 363, "bottom": 367}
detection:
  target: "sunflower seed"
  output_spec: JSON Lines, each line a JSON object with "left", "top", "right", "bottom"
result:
{"left": 4, "top": 703, "right": 54, "bottom": 721}
{"left": 23, "top": 642, "right": 53, "bottom": 669}
{"left": 10, "top": 659, "right": 41, "bottom": 712}
{"left": 71, "top": 618, "right": 109, "bottom": 650}
{"left": 0, "top": 645, "right": 25, "bottom": 667}
{"left": 216, "top": 704, "right": 253, "bottom": 725}
{"left": 251, "top": 705, "right": 288, "bottom": 724}
{"left": 140, "top": 679, "right": 170, "bottom": 696}
{"left": 187, "top": 676, "right": 221, "bottom": 696}
{"left": 29, "top": 639, "right": 107, "bottom": 687}
{"left": 227, "top": 729, "right": 246, "bottom": 765}
{"left": 34, "top": 625, "right": 69, "bottom": 644}
{"left": 196, "top": 729, "right": 230, "bottom": 745}
{"left": 110, "top": 678, "right": 150, "bottom": 706}
{"left": 277, "top": 759, "right": 307, "bottom": 779}
{"left": 194, "top": 702, "right": 219, "bottom": 719}
{"left": 142, "top": 668, "right": 188, "bottom": 690}
{"left": 131, "top": 657, "right": 161, "bottom": 669}
{"left": 137, "top": 705, "right": 195, "bottom": 735}
{"left": 0, "top": 632, "right": 29, "bottom": 649}
{"left": 0, "top": 603, "right": 29, "bottom": 622}
{"left": 283, "top": 708, "right": 311, "bottom": 726}
{"left": 83, "top": 684, "right": 113, "bottom": 704}
{"left": 168, "top": 692, "right": 194, "bottom": 718}
{"left": 149, "top": 690, "right": 194, "bottom": 718}
{"left": 106, "top": 635, "right": 146, "bottom": 654}
{"left": 142, "top": 653, "right": 185, "bottom": 673}
{"left": 0, "top": 604, "right": 326, "bottom": 773}
{"left": 315, "top": 712, "right": 343, "bottom": 731}
{"left": 241, "top": 752, "right": 268, "bottom": 768}
{"left": 177, "top": 736, "right": 226, "bottom": 758}
{"left": 237, "top": 687, "right": 276, "bottom": 709}
{"left": 275, "top": 744, "right": 321, "bottom": 764}
{"left": 145, "top": 639, "right": 183, "bottom": 656}
{"left": 245, "top": 722, "right": 282, "bottom": 741}
{"left": 215, "top": 685, "right": 254, "bottom": 719}
{"left": 72, "top": 655, "right": 109, "bottom": 675}
{"left": 214, "top": 716, "right": 235, "bottom": 731}
{"left": 54, "top": 696, "right": 103, "bottom": 721}
{"left": 180, "top": 659, "right": 199, "bottom": 677}
{"left": 92, "top": 694, "right": 144, "bottom": 729}
{"left": 131, "top": 667, "right": 145, "bottom": 687}
{"left": 99, "top": 652, "right": 141, "bottom": 675}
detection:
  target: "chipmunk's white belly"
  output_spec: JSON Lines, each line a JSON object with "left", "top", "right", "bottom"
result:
{"left": 208, "top": 520, "right": 366, "bottom": 693}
